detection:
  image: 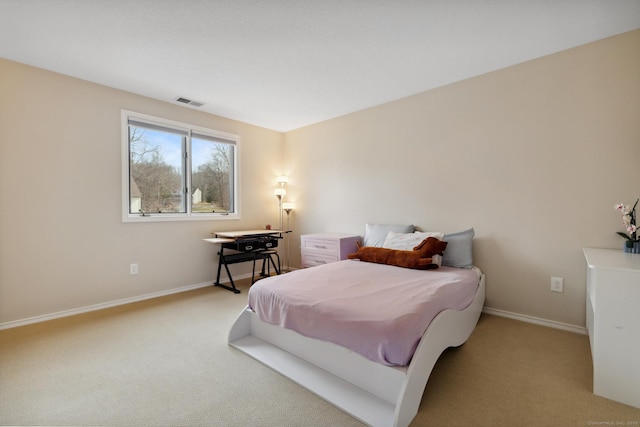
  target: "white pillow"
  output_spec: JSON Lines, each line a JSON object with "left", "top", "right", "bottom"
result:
{"left": 431, "top": 254, "right": 443, "bottom": 267}
{"left": 364, "top": 224, "right": 414, "bottom": 247}
{"left": 383, "top": 231, "right": 446, "bottom": 267}
{"left": 406, "top": 228, "right": 474, "bottom": 268}
{"left": 382, "top": 231, "right": 445, "bottom": 250}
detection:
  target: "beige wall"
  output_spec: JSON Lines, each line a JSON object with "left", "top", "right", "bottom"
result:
{"left": 1, "top": 30, "right": 638, "bottom": 328}
{"left": 0, "top": 59, "right": 284, "bottom": 324}
{"left": 283, "top": 30, "right": 640, "bottom": 328}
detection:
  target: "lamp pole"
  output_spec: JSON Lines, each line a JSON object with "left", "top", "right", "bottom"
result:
{"left": 282, "top": 203, "right": 294, "bottom": 272}
{"left": 274, "top": 188, "right": 286, "bottom": 231}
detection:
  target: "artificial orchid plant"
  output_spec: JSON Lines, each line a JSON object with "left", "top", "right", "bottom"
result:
{"left": 615, "top": 198, "right": 639, "bottom": 242}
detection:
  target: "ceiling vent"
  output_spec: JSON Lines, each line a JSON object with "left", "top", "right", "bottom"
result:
{"left": 174, "top": 97, "right": 204, "bottom": 107}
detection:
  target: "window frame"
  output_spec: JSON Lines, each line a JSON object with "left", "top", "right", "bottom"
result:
{"left": 121, "top": 110, "right": 240, "bottom": 222}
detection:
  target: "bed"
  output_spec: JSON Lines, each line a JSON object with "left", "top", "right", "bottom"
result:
{"left": 228, "top": 226, "right": 485, "bottom": 427}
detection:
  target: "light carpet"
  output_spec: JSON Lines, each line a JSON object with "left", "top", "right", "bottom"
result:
{"left": 1, "top": 279, "right": 638, "bottom": 426}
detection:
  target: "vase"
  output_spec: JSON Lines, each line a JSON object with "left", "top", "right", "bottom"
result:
{"left": 624, "top": 241, "right": 634, "bottom": 253}
{"left": 635, "top": 241, "right": 640, "bottom": 254}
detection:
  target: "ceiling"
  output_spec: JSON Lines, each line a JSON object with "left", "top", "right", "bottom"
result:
{"left": 1, "top": 1, "right": 639, "bottom": 132}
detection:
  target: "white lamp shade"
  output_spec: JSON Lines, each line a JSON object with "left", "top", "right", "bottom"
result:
{"left": 276, "top": 175, "right": 289, "bottom": 185}
{"left": 274, "top": 188, "right": 286, "bottom": 197}
{"left": 282, "top": 202, "right": 294, "bottom": 210}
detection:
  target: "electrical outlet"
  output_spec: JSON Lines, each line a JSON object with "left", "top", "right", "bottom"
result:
{"left": 130, "top": 263, "right": 139, "bottom": 275}
{"left": 551, "top": 276, "right": 563, "bottom": 292}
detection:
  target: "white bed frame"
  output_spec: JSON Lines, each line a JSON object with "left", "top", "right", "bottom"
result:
{"left": 228, "top": 273, "right": 485, "bottom": 427}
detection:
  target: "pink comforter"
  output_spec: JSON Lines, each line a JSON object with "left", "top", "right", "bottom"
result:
{"left": 248, "top": 260, "right": 480, "bottom": 366}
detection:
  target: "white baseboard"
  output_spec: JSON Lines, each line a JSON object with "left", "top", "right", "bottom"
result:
{"left": 1, "top": 276, "right": 586, "bottom": 336}
{"left": 0, "top": 274, "right": 252, "bottom": 331}
{"left": 482, "top": 307, "right": 587, "bottom": 335}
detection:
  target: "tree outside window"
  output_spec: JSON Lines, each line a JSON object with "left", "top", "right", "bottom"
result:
{"left": 123, "top": 111, "right": 238, "bottom": 221}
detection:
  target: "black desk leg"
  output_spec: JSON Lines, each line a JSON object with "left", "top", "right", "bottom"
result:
{"left": 214, "top": 250, "right": 241, "bottom": 294}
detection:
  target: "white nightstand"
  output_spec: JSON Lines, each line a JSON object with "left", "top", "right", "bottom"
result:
{"left": 301, "top": 233, "right": 360, "bottom": 268}
{"left": 583, "top": 248, "right": 640, "bottom": 409}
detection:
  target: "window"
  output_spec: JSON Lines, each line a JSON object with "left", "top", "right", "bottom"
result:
{"left": 122, "top": 111, "right": 239, "bottom": 222}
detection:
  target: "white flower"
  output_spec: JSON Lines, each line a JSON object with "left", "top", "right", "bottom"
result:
{"left": 613, "top": 197, "right": 638, "bottom": 242}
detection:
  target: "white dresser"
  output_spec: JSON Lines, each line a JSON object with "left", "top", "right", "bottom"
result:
{"left": 301, "top": 233, "right": 360, "bottom": 268}
{"left": 583, "top": 248, "right": 640, "bottom": 409}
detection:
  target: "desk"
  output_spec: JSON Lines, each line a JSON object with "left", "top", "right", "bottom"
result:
{"left": 204, "top": 229, "right": 284, "bottom": 293}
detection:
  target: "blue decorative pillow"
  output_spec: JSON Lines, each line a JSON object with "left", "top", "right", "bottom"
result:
{"left": 442, "top": 228, "right": 474, "bottom": 268}
{"left": 363, "top": 224, "right": 414, "bottom": 247}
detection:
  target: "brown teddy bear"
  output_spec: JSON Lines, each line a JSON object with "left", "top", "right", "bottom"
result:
{"left": 347, "top": 236, "right": 447, "bottom": 270}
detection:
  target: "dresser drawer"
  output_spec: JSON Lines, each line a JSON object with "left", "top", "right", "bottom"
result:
{"left": 302, "top": 252, "right": 338, "bottom": 268}
{"left": 300, "top": 233, "right": 360, "bottom": 268}
{"left": 302, "top": 237, "right": 338, "bottom": 254}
